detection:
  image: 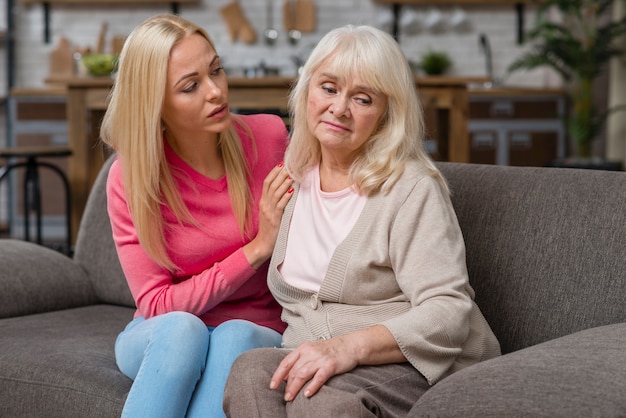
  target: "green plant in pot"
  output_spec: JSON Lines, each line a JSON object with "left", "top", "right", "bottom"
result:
{"left": 508, "top": 0, "right": 626, "bottom": 161}
{"left": 419, "top": 50, "right": 453, "bottom": 76}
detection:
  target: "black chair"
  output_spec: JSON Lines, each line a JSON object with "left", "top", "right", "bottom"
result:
{"left": 0, "top": 145, "right": 72, "bottom": 255}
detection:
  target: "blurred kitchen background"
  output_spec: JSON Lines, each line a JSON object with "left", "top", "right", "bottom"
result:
{"left": 0, "top": 0, "right": 624, "bottom": 247}
{"left": 0, "top": 1, "right": 561, "bottom": 93}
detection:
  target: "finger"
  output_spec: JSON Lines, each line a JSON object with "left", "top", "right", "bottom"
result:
{"left": 265, "top": 175, "right": 293, "bottom": 209}
{"left": 270, "top": 350, "right": 299, "bottom": 390}
{"left": 264, "top": 163, "right": 290, "bottom": 193}
{"left": 276, "top": 185, "right": 294, "bottom": 209}
{"left": 274, "top": 176, "right": 294, "bottom": 201}
{"left": 302, "top": 368, "right": 334, "bottom": 398}
{"left": 283, "top": 361, "right": 317, "bottom": 402}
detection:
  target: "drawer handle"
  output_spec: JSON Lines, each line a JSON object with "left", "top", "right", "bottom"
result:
{"left": 472, "top": 132, "right": 496, "bottom": 148}
{"left": 490, "top": 100, "right": 514, "bottom": 117}
{"left": 510, "top": 132, "right": 531, "bottom": 149}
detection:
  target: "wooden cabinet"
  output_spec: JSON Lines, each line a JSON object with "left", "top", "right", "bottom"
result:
{"left": 468, "top": 88, "right": 567, "bottom": 166}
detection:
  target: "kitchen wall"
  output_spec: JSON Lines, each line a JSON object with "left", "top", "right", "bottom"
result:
{"left": 1, "top": 0, "right": 558, "bottom": 97}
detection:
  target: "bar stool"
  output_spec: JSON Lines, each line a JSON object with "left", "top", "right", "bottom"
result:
{"left": 0, "top": 145, "right": 72, "bottom": 255}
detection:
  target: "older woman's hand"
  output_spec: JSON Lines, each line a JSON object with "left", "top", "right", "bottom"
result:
{"left": 270, "top": 325, "right": 407, "bottom": 401}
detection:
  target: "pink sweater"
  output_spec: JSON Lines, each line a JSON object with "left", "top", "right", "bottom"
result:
{"left": 106, "top": 114, "right": 288, "bottom": 333}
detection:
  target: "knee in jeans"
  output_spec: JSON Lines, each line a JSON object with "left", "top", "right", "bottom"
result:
{"left": 159, "top": 311, "right": 209, "bottom": 351}
{"left": 162, "top": 311, "right": 206, "bottom": 334}
{"left": 211, "top": 319, "right": 271, "bottom": 346}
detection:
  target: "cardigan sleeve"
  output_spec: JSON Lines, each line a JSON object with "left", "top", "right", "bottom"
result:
{"left": 381, "top": 175, "right": 474, "bottom": 384}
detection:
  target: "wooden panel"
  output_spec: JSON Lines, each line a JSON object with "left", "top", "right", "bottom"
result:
{"left": 16, "top": 102, "right": 66, "bottom": 121}
{"left": 508, "top": 131, "right": 558, "bottom": 167}
{"left": 469, "top": 130, "right": 498, "bottom": 165}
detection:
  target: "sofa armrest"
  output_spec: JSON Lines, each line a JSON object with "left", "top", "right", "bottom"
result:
{"left": 0, "top": 239, "right": 98, "bottom": 318}
{"left": 411, "top": 323, "right": 626, "bottom": 417}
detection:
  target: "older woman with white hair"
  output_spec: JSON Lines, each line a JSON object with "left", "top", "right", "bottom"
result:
{"left": 223, "top": 24, "right": 500, "bottom": 417}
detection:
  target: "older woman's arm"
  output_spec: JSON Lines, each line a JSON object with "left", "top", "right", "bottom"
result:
{"left": 270, "top": 324, "right": 406, "bottom": 401}
{"left": 271, "top": 174, "right": 474, "bottom": 401}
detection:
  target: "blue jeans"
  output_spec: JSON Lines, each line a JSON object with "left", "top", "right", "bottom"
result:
{"left": 115, "top": 312, "right": 282, "bottom": 418}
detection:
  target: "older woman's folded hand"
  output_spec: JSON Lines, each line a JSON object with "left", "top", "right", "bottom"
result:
{"left": 270, "top": 325, "right": 406, "bottom": 401}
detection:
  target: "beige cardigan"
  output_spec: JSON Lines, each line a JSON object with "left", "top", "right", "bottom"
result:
{"left": 268, "top": 162, "right": 501, "bottom": 385}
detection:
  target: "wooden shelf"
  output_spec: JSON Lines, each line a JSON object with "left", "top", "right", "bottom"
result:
{"left": 18, "top": 0, "right": 197, "bottom": 3}
{"left": 376, "top": 0, "right": 538, "bottom": 44}
{"left": 17, "top": 0, "right": 199, "bottom": 43}
{"left": 373, "top": 0, "right": 541, "bottom": 3}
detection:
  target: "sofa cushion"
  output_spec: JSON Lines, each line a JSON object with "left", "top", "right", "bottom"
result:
{"left": 438, "top": 163, "right": 626, "bottom": 354}
{"left": 410, "top": 322, "right": 626, "bottom": 417}
{"left": 0, "top": 239, "right": 96, "bottom": 318}
{"left": 0, "top": 304, "right": 134, "bottom": 418}
{"left": 73, "top": 155, "right": 134, "bottom": 308}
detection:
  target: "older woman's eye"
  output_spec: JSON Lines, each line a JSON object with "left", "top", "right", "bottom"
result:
{"left": 356, "top": 96, "right": 372, "bottom": 105}
{"left": 321, "top": 84, "right": 336, "bottom": 94}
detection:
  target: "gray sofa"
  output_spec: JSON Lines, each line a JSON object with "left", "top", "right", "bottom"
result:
{"left": 1, "top": 156, "right": 624, "bottom": 417}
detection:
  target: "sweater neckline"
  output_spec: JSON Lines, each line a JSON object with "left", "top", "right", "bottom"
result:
{"left": 164, "top": 138, "right": 227, "bottom": 191}
{"left": 271, "top": 184, "right": 381, "bottom": 302}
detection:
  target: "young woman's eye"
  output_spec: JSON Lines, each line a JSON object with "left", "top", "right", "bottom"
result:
{"left": 211, "top": 66, "right": 224, "bottom": 76}
{"left": 182, "top": 82, "right": 198, "bottom": 93}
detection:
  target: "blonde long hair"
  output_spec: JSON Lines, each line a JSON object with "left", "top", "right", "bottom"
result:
{"left": 286, "top": 25, "right": 448, "bottom": 195}
{"left": 100, "top": 14, "right": 253, "bottom": 271}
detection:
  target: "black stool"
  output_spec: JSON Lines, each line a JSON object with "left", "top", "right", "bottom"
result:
{"left": 0, "top": 145, "right": 72, "bottom": 255}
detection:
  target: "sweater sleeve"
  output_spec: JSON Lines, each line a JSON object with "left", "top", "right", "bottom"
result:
{"left": 106, "top": 159, "right": 258, "bottom": 319}
{"left": 381, "top": 175, "right": 474, "bottom": 384}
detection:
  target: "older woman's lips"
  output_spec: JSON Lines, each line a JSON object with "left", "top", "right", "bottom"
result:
{"left": 323, "top": 120, "right": 350, "bottom": 132}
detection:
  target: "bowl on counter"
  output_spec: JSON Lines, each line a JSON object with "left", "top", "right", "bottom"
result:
{"left": 81, "top": 53, "right": 118, "bottom": 77}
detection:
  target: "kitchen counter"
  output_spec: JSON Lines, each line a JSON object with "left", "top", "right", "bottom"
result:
{"left": 468, "top": 85, "right": 567, "bottom": 96}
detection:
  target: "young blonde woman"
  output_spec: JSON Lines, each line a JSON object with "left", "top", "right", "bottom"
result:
{"left": 100, "top": 14, "right": 293, "bottom": 418}
{"left": 224, "top": 25, "right": 500, "bottom": 417}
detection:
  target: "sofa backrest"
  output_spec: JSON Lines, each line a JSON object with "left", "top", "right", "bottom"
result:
{"left": 73, "top": 155, "right": 135, "bottom": 308}
{"left": 438, "top": 163, "right": 625, "bottom": 354}
{"left": 72, "top": 158, "right": 625, "bottom": 350}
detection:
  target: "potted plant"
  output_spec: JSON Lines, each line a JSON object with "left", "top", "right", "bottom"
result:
{"left": 418, "top": 49, "right": 453, "bottom": 76}
{"left": 508, "top": 0, "right": 626, "bottom": 166}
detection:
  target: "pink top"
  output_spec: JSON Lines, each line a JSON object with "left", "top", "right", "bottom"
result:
{"left": 106, "top": 114, "right": 288, "bottom": 333}
{"left": 279, "top": 165, "right": 367, "bottom": 293}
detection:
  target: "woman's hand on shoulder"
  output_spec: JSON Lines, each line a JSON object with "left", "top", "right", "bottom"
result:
{"left": 243, "top": 162, "right": 293, "bottom": 269}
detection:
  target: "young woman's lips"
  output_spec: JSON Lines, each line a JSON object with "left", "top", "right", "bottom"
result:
{"left": 209, "top": 104, "right": 228, "bottom": 118}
